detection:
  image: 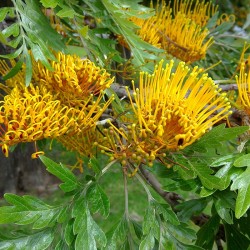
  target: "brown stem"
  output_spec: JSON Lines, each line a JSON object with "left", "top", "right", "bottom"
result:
{"left": 139, "top": 166, "right": 181, "bottom": 208}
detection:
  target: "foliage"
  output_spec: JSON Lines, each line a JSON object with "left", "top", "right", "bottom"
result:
{"left": 0, "top": 0, "right": 250, "bottom": 249}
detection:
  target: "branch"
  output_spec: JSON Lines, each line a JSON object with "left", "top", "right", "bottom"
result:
{"left": 139, "top": 166, "right": 181, "bottom": 207}
{"left": 219, "top": 84, "right": 238, "bottom": 91}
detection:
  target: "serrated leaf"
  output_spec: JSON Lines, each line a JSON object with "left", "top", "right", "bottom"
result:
{"left": 89, "top": 157, "right": 102, "bottom": 175}
{"left": 87, "top": 184, "right": 110, "bottom": 218}
{"left": 231, "top": 167, "right": 250, "bottom": 218}
{"left": 39, "top": 156, "right": 79, "bottom": 192}
{"left": 176, "top": 199, "right": 207, "bottom": 222}
{"left": 106, "top": 217, "right": 128, "bottom": 249}
{"left": 142, "top": 205, "right": 155, "bottom": 235}
{"left": 0, "top": 7, "right": 14, "bottom": 22}
{"left": 139, "top": 233, "right": 155, "bottom": 250}
{"left": 24, "top": 49, "right": 32, "bottom": 86}
{"left": 196, "top": 214, "right": 220, "bottom": 249}
{"left": 167, "top": 222, "right": 197, "bottom": 244}
{"left": 0, "top": 228, "right": 54, "bottom": 250}
{"left": 211, "top": 155, "right": 236, "bottom": 167}
{"left": 224, "top": 222, "right": 250, "bottom": 250}
{"left": 188, "top": 161, "right": 222, "bottom": 190}
{"left": 189, "top": 125, "right": 249, "bottom": 153}
{"left": 2, "top": 23, "right": 20, "bottom": 38}
{"left": 0, "top": 194, "right": 66, "bottom": 229}
{"left": 2, "top": 59, "right": 23, "bottom": 80}
{"left": 64, "top": 219, "right": 75, "bottom": 246}
{"left": 206, "top": 12, "right": 219, "bottom": 29}
{"left": 73, "top": 206, "right": 106, "bottom": 250}
{"left": 57, "top": 6, "right": 75, "bottom": 18}
{"left": 155, "top": 203, "right": 180, "bottom": 225}
{"left": 131, "top": 220, "right": 143, "bottom": 240}
{"left": 211, "top": 21, "right": 234, "bottom": 35}
{"left": 40, "top": 0, "right": 58, "bottom": 8}
{"left": 214, "top": 191, "right": 235, "bottom": 224}
{"left": 234, "top": 153, "right": 250, "bottom": 167}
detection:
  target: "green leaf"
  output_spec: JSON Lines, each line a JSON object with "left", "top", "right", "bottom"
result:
{"left": 142, "top": 204, "right": 155, "bottom": 235}
{"left": 64, "top": 219, "right": 75, "bottom": 246}
{"left": 2, "top": 59, "right": 23, "bottom": 81}
{"left": 176, "top": 199, "right": 207, "bottom": 222}
{"left": 188, "top": 125, "right": 249, "bottom": 153}
{"left": 39, "top": 155, "right": 80, "bottom": 192}
{"left": 231, "top": 167, "right": 250, "bottom": 218}
{"left": 211, "top": 154, "right": 236, "bottom": 167}
{"left": 214, "top": 191, "right": 235, "bottom": 224}
{"left": 87, "top": 183, "right": 110, "bottom": 218}
{"left": 234, "top": 153, "right": 250, "bottom": 167}
{"left": 211, "top": 21, "right": 234, "bottom": 35}
{"left": 106, "top": 216, "right": 128, "bottom": 249}
{"left": 188, "top": 161, "right": 222, "bottom": 190}
{"left": 131, "top": 220, "right": 143, "bottom": 240}
{"left": 206, "top": 12, "right": 219, "bottom": 29}
{"left": 139, "top": 233, "right": 155, "bottom": 250}
{"left": 89, "top": 157, "right": 102, "bottom": 176}
{"left": 196, "top": 214, "right": 220, "bottom": 249}
{"left": 167, "top": 222, "right": 197, "bottom": 244}
{"left": 56, "top": 6, "right": 75, "bottom": 18}
{"left": 155, "top": 203, "right": 180, "bottom": 226}
{"left": 0, "top": 7, "right": 14, "bottom": 22}
{"left": 73, "top": 206, "right": 107, "bottom": 250}
{"left": 24, "top": 49, "right": 32, "bottom": 86}
{"left": 40, "top": 0, "right": 58, "bottom": 8}
{"left": 2, "top": 23, "right": 20, "bottom": 38}
{"left": 0, "top": 228, "right": 54, "bottom": 250}
{"left": 0, "top": 194, "right": 66, "bottom": 229}
{"left": 224, "top": 222, "right": 250, "bottom": 250}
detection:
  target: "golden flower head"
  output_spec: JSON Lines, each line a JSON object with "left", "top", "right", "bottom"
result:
{"left": 236, "top": 62, "right": 250, "bottom": 116}
{"left": 159, "top": 12, "right": 213, "bottom": 63}
{"left": 32, "top": 52, "right": 114, "bottom": 105}
{"left": 119, "top": 0, "right": 214, "bottom": 63}
{"left": 173, "top": 0, "right": 218, "bottom": 27}
{"left": 0, "top": 84, "right": 76, "bottom": 156}
{"left": 0, "top": 52, "right": 114, "bottom": 157}
{"left": 127, "top": 60, "right": 231, "bottom": 151}
{"left": 95, "top": 60, "right": 231, "bottom": 169}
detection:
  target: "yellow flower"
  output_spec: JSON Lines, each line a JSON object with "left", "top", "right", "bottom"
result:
{"left": 119, "top": 0, "right": 213, "bottom": 63}
{"left": 0, "top": 52, "right": 114, "bottom": 158}
{"left": 32, "top": 52, "right": 114, "bottom": 106}
{"left": 236, "top": 63, "right": 250, "bottom": 115}
{"left": 159, "top": 12, "right": 213, "bottom": 63}
{"left": 0, "top": 85, "right": 76, "bottom": 156}
{"left": 95, "top": 60, "right": 231, "bottom": 169}
{"left": 173, "top": 0, "right": 218, "bottom": 27}
{"left": 126, "top": 60, "right": 231, "bottom": 151}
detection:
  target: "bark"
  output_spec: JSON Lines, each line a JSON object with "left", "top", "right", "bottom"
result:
{"left": 0, "top": 143, "right": 58, "bottom": 197}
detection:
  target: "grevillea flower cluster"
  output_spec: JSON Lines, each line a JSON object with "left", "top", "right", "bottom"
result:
{"left": 236, "top": 44, "right": 250, "bottom": 117}
{"left": 94, "top": 60, "right": 232, "bottom": 168}
{"left": 118, "top": 0, "right": 219, "bottom": 63}
{"left": 0, "top": 52, "right": 114, "bottom": 157}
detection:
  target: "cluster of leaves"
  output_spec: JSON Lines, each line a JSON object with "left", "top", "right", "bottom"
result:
{"left": 0, "top": 0, "right": 250, "bottom": 249}
{"left": 0, "top": 125, "right": 250, "bottom": 249}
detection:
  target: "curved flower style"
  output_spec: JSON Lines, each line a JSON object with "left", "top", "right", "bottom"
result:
{"left": 173, "top": 0, "right": 218, "bottom": 27}
{"left": 159, "top": 12, "right": 213, "bottom": 63}
{"left": 128, "top": 60, "right": 231, "bottom": 149}
{"left": 236, "top": 63, "right": 250, "bottom": 116}
{"left": 95, "top": 60, "right": 232, "bottom": 168}
{"left": 119, "top": 0, "right": 214, "bottom": 63}
{"left": 32, "top": 52, "right": 114, "bottom": 106}
{"left": 0, "top": 85, "right": 76, "bottom": 157}
{"left": 0, "top": 52, "right": 114, "bottom": 157}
